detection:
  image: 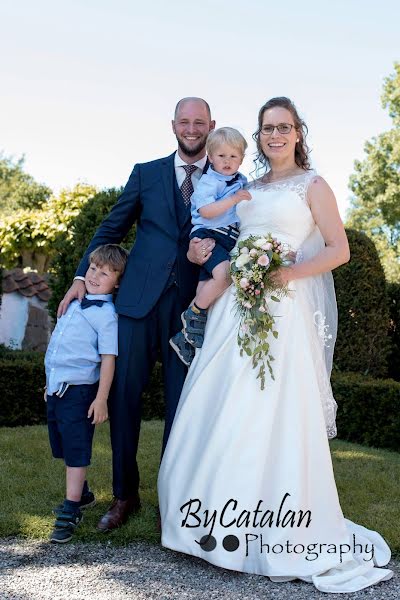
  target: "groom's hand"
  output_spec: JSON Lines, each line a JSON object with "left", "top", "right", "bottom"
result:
{"left": 57, "top": 279, "right": 87, "bottom": 317}
{"left": 188, "top": 237, "right": 215, "bottom": 265}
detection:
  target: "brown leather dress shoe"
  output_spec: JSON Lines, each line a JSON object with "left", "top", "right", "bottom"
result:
{"left": 97, "top": 495, "right": 141, "bottom": 532}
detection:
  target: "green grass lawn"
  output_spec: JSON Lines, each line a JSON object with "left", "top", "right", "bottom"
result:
{"left": 0, "top": 421, "right": 399, "bottom": 555}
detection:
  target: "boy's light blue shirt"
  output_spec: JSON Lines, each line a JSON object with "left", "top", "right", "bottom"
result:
{"left": 191, "top": 166, "right": 247, "bottom": 233}
{"left": 45, "top": 293, "right": 118, "bottom": 395}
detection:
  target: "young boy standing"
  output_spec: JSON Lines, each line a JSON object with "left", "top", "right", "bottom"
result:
{"left": 45, "top": 244, "right": 128, "bottom": 543}
{"left": 170, "top": 127, "right": 251, "bottom": 365}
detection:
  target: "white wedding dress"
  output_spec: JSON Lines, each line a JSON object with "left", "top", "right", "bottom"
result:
{"left": 158, "top": 172, "right": 393, "bottom": 593}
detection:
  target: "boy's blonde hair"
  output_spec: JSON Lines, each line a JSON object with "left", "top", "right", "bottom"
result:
{"left": 206, "top": 127, "right": 247, "bottom": 157}
{"left": 89, "top": 244, "right": 129, "bottom": 278}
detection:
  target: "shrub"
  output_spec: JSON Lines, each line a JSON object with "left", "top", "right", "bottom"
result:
{"left": 0, "top": 184, "right": 97, "bottom": 272}
{"left": 48, "top": 187, "right": 135, "bottom": 318}
{"left": 333, "top": 229, "right": 389, "bottom": 377}
{"left": 0, "top": 346, "right": 164, "bottom": 427}
{"left": 387, "top": 282, "right": 400, "bottom": 381}
{"left": 2, "top": 347, "right": 399, "bottom": 453}
{"left": 332, "top": 372, "right": 400, "bottom": 451}
{"left": 0, "top": 347, "right": 46, "bottom": 426}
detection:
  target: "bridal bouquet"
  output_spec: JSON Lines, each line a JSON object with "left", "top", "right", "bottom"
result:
{"left": 230, "top": 235, "right": 291, "bottom": 390}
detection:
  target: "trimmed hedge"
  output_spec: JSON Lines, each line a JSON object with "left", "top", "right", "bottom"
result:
{"left": 387, "top": 282, "right": 400, "bottom": 381}
{"left": 1, "top": 347, "right": 399, "bottom": 452}
{"left": 333, "top": 229, "right": 389, "bottom": 378}
{"left": 0, "top": 347, "right": 46, "bottom": 426}
{"left": 0, "top": 346, "right": 163, "bottom": 427}
{"left": 332, "top": 372, "right": 400, "bottom": 452}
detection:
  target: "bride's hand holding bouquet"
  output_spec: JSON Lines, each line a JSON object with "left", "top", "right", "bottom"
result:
{"left": 230, "top": 234, "right": 293, "bottom": 389}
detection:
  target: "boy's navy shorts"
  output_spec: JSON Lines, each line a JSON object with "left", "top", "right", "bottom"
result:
{"left": 190, "top": 226, "right": 239, "bottom": 281}
{"left": 47, "top": 382, "right": 98, "bottom": 467}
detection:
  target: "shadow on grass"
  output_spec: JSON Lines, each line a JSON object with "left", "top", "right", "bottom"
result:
{"left": 0, "top": 424, "right": 399, "bottom": 554}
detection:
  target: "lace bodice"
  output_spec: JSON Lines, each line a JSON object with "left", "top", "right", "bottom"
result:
{"left": 237, "top": 171, "right": 316, "bottom": 249}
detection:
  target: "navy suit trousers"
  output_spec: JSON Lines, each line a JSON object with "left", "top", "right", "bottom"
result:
{"left": 109, "top": 283, "right": 187, "bottom": 499}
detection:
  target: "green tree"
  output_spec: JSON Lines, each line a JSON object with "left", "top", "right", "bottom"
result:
{"left": 48, "top": 187, "right": 135, "bottom": 317}
{"left": 347, "top": 63, "right": 400, "bottom": 282}
{"left": 333, "top": 229, "right": 389, "bottom": 378}
{"left": 0, "top": 153, "right": 52, "bottom": 214}
{"left": 0, "top": 183, "right": 97, "bottom": 272}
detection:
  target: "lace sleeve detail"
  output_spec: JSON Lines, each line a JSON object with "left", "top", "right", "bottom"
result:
{"left": 302, "top": 170, "right": 318, "bottom": 207}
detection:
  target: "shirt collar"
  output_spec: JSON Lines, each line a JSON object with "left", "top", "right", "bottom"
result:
{"left": 174, "top": 151, "right": 207, "bottom": 171}
{"left": 84, "top": 294, "right": 113, "bottom": 302}
{"left": 207, "top": 165, "right": 241, "bottom": 182}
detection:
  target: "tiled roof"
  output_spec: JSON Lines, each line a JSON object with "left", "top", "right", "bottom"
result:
{"left": 2, "top": 268, "right": 51, "bottom": 302}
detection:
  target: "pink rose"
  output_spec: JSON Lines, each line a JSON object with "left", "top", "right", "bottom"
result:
{"left": 255, "top": 289, "right": 261, "bottom": 296}
{"left": 240, "top": 277, "right": 249, "bottom": 289}
{"left": 261, "top": 242, "right": 272, "bottom": 251}
{"left": 243, "top": 301, "right": 253, "bottom": 309}
{"left": 257, "top": 255, "right": 270, "bottom": 267}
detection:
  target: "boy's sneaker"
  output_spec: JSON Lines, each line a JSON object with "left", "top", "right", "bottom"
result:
{"left": 181, "top": 306, "right": 207, "bottom": 348}
{"left": 50, "top": 506, "right": 83, "bottom": 544}
{"left": 169, "top": 331, "right": 195, "bottom": 366}
{"left": 53, "top": 491, "right": 96, "bottom": 516}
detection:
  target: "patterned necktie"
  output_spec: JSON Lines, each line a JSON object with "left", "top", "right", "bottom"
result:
{"left": 81, "top": 298, "right": 106, "bottom": 310}
{"left": 180, "top": 164, "right": 198, "bottom": 206}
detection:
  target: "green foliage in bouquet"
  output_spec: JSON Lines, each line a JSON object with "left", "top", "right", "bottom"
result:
{"left": 333, "top": 229, "right": 390, "bottom": 378}
{"left": 48, "top": 188, "right": 136, "bottom": 318}
{"left": 230, "top": 234, "right": 289, "bottom": 389}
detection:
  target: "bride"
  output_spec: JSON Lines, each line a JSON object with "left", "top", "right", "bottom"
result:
{"left": 157, "top": 97, "right": 393, "bottom": 593}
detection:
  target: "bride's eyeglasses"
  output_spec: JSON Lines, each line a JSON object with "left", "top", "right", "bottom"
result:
{"left": 260, "top": 124, "right": 294, "bottom": 135}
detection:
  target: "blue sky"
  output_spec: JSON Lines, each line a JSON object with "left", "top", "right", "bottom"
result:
{"left": 0, "top": 0, "right": 398, "bottom": 216}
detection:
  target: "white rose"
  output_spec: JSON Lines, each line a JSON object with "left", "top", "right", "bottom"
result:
{"left": 240, "top": 247, "right": 249, "bottom": 254}
{"left": 235, "top": 253, "right": 251, "bottom": 269}
{"left": 249, "top": 248, "right": 258, "bottom": 257}
{"left": 254, "top": 237, "right": 268, "bottom": 248}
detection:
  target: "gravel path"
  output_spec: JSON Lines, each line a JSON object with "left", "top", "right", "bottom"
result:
{"left": 0, "top": 538, "right": 397, "bottom": 600}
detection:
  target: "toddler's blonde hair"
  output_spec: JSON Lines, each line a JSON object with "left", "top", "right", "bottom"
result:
{"left": 206, "top": 127, "right": 247, "bottom": 157}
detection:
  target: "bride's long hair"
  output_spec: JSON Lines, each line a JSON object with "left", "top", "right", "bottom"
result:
{"left": 252, "top": 97, "right": 311, "bottom": 174}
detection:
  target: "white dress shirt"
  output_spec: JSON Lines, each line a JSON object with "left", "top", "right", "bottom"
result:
{"left": 174, "top": 152, "right": 207, "bottom": 189}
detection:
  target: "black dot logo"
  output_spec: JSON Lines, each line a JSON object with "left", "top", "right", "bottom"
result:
{"left": 223, "top": 535, "right": 240, "bottom": 552}
{"left": 198, "top": 535, "right": 217, "bottom": 552}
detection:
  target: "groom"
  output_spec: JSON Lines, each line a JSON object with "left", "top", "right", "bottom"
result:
{"left": 57, "top": 97, "right": 216, "bottom": 531}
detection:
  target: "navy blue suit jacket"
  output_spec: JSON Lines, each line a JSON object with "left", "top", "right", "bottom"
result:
{"left": 76, "top": 152, "right": 201, "bottom": 319}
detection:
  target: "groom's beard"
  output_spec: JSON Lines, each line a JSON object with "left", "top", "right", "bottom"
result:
{"left": 175, "top": 134, "right": 208, "bottom": 158}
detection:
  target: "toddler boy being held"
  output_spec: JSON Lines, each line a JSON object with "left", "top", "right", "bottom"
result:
{"left": 45, "top": 244, "right": 128, "bottom": 543}
{"left": 170, "top": 127, "right": 251, "bottom": 365}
